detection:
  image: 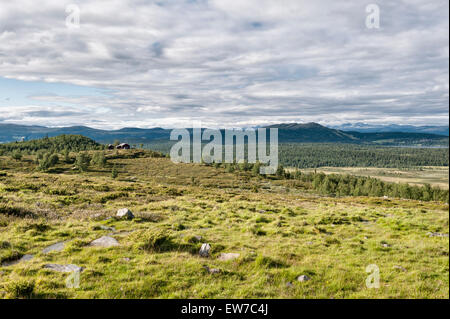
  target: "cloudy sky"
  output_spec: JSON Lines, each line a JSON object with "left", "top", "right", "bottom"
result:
{"left": 0, "top": 0, "right": 448, "bottom": 129}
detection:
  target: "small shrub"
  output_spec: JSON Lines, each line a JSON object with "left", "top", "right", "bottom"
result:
{"left": 5, "top": 280, "right": 35, "bottom": 299}
{"left": 254, "top": 255, "right": 285, "bottom": 268}
{"left": 137, "top": 230, "right": 174, "bottom": 252}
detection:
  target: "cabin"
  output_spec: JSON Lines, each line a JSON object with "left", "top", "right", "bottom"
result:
{"left": 116, "top": 143, "right": 130, "bottom": 150}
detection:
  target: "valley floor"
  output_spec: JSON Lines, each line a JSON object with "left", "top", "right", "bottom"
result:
{"left": 298, "top": 166, "right": 449, "bottom": 190}
{"left": 0, "top": 153, "right": 448, "bottom": 298}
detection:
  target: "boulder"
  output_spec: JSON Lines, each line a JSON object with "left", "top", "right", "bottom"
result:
{"left": 42, "top": 241, "right": 67, "bottom": 254}
{"left": 1, "top": 254, "right": 34, "bottom": 267}
{"left": 89, "top": 236, "right": 119, "bottom": 247}
{"left": 427, "top": 232, "right": 449, "bottom": 238}
{"left": 218, "top": 253, "right": 240, "bottom": 261}
{"left": 44, "top": 264, "right": 83, "bottom": 273}
{"left": 117, "top": 208, "right": 134, "bottom": 220}
{"left": 203, "top": 265, "right": 221, "bottom": 274}
{"left": 199, "top": 243, "right": 211, "bottom": 257}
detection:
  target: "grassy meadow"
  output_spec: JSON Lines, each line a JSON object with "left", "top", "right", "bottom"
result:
{"left": 298, "top": 166, "right": 449, "bottom": 190}
{"left": 0, "top": 150, "right": 448, "bottom": 299}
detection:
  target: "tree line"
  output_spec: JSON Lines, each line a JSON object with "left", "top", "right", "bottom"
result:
{"left": 212, "top": 161, "right": 449, "bottom": 203}
{"left": 279, "top": 143, "right": 449, "bottom": 168}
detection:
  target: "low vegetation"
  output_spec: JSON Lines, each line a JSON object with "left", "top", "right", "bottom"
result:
{"left": 0, "top": 136, "right": 448, "bottom": 299}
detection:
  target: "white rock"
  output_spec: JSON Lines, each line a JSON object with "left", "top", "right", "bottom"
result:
{"left": 199, "top": 243, "right": 211, "bottom": 257}
{"left": 116, "top": 208, "right": 134, "bottom": 219}
{"left": 218, "top": 253, "right": 240, "bottom": 261}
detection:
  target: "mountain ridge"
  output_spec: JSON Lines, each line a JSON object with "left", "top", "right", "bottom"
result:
{"left": 0, "top": 122, "right": 448, "bottom": 146}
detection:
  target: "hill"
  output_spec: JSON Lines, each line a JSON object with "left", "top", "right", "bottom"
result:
{"left": 0, "top": 135, "right": 102, "bottom": 155}
{"left": 331, "top": 123, "right": 449, "bottom": 136}
{"left": 266, "top": 123, "right": 448, "bottom": 145}
{"left": 0, "top": 123, "right": 448, "bottom": 146}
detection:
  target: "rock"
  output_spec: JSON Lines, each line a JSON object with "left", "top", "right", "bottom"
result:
{"left": 43, "top": 241, "right": 67, "bottom": 254}
{"left": 305, "top": 241, "right": 313, "bottom": 245}
{"left": 393, "top": 265, "right": 407, "bottom": 272}
{"left": 116, "top": 208, "right": 134, "bottom": 220}
{"left": 427, "top": 232, "right": 449, "bottom": 238}
{"left": 122, "top": 257, "right": 131, "bottom": 262}
{"left": 99, "top": 225, "right": 116, "bottom": 231}
{"left": 297, "top": 275, "right": 311, "bottom": 282}
{"left": 218, "top": 253, "right": 240, "bottom": 261}
{"left": 199, "top": 243, "right": 211, "bottom": 257}
{"left": 1, "top": 254, "right": 34, "bottom": 267}
{"left": 286, "top": 282, "right": 294, "bottom": 287}
{"left": 203, "top": 265, "right": 221, "bottom": 274}
{"left": 382, "top": 243, "right": 390, "bottom": 248}
{"left": 44, "top": 264, "right": 83, "bottom": 273}
{"left": 89, "top": 236, "right": 119, "bottom": 247}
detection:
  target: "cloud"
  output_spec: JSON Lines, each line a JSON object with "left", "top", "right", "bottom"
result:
{"left": 0, "top": 0, "right": 448, "bottom": 128}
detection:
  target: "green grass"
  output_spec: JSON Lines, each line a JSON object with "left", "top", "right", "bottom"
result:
{"left": 0, "top": 150, "right": 448, "bottom": 298}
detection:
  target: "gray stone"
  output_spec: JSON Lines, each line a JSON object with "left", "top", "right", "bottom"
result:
{"left": 427, "top": 232, "right": 449, "bottom": 238}
{"left": 218, "top": 253, "right": 240, "bottom": 261}
{"left": 100, "top": 225, "right": 116, "bottom": 231}
{"left": 89, "top": 236, "right": 119, "bottom": 247}
{"left": 1, "top": 254, "right": 34, "bottom": 267}
{"left": 199, "top": 243, "right": 211, "bottom": 257}
{"left": 393, "top": 265, "right": 407, "bottom": 272}
{"left": 44, "top": 264, "right": 83, "bottom": 273}
{"left": 203, "top": 265, "right": 221, "bottom": 274}
{"left": 43, "top": 241, "right": 67, "bottom": 254}
{"left": 117, "top": 208, "right": 134, "bottom": 219}
{"left": 286, "top": 282, "right": 294, "bottom": 287}
{"left": 297, "top": 275, "right": 311, "bottom": 282}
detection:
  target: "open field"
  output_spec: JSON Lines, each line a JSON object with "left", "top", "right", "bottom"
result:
{"left": 297, "top": 167, "right": 449, "bottom": 190}
{"left": 0, "top": 151, "right": 448, "bottom": 299}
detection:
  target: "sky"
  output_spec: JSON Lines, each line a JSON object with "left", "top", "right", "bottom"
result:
{"left": 0, "top": 0, "right": 448, "bottom": 129}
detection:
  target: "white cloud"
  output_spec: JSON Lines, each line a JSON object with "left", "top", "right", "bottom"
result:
{"left": 0, "top": 0, "right": 448, "bottom": 128}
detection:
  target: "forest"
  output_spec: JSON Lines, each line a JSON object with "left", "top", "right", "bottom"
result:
{"left": 278, "top": 143, "right": 449, "bottom": 168}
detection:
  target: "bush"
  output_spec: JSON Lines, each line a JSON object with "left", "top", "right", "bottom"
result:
{"left": 136, "top": 230, "right": 174, "bottom": 252}
{"left": 111, "top": 165, "right": 118, "bottom": 179}
{"left": 37, "top": 152, "right": 59, "bottom": 171}
{"left": 5, "top": 280, "right": 35, "bottom": 299}
{"left": 75, "top": 153, "right": 90, "bottom": 172}
{"left": 91, "top": 152, "right": 107, "bottom": 167}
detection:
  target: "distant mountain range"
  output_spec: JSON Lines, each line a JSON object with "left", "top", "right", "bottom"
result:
{"left": 329, "top": 122, "right": 449, "bottom": 136}
{"left": 0, "top": 122, "right": 448, "bottom": 146}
